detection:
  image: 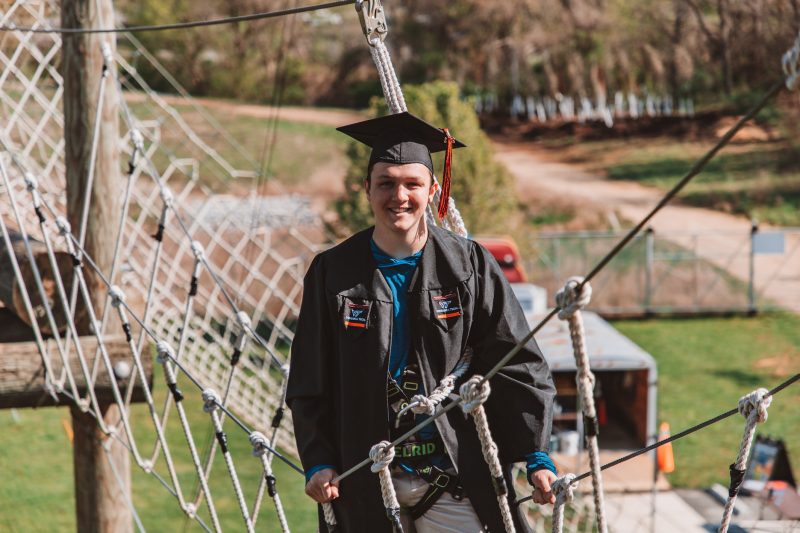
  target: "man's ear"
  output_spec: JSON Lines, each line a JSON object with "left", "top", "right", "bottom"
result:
{"left": 364, "top": 178, "right": 371, "bottom": 196}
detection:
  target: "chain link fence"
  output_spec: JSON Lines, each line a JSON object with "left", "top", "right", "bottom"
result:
{"left": 523, "top": 225, "right": 800, "bottom": 316}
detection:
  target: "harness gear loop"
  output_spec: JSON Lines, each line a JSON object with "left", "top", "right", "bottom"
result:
{"left": 355, "top": 0, "right": 388, "bottom": 44}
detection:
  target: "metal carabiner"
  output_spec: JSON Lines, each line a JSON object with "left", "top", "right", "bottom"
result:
{"left": 355, "top": 0, "right": 388, "bottom": 43}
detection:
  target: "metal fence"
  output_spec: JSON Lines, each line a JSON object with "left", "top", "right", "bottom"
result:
{"left": 523, "top": 225, "right": 800, "bottom": 316}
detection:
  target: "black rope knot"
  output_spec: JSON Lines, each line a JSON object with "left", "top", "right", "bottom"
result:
{"left": 189, "top": 276, "right": 198, "bottom": 297}
{"left": 386, "top": 507, "right": 403, "bottom": 532}
{"left": 167, "top": 382, "right": 184, "bottom": 403}
{"left": 728, "top": 464, "right": 746, "bottom": 498}
{"left": 152, "top": 223, "right": 165, "bottom": 242}
{"left": 122, "top": 322, "right": 133, "bottom": 342}
{"left": 34, "top": 205, "right": 46, "bottom": 223}
{"left": 266, "top": 474, "right": 277, "bottom": 497}
{"left": 216, "top": 431, "right": 229, "bottom": 454}
{"left": 230, "top": 348, "right": 241, "bottom": 367}
{"left": 584, "top": 414, "right": 600, "bottom": 438}
{"left": 271, "top": 407, "right": 285, "bottom": 429}
{"left": 492, "top": 475, "right": 508, "bottom": 496}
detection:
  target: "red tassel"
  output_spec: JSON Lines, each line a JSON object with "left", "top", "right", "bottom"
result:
{"left": 437, "top": 128, "right": 454, "bottom": 220}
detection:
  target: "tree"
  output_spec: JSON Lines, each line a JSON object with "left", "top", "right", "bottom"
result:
{"left": 334, "top": 81, "right": 517, "bottom": 235}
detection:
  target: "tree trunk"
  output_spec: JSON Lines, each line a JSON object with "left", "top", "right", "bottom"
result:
{"left": 61, "top": 0, "right": 131, "bottom": 531}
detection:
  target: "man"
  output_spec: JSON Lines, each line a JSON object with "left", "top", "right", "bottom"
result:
{"left": 287, "top": 112, "right": 557, "bottom": 532}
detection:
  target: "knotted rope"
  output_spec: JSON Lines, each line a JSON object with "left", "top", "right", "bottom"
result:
{"left": 397, "top": 351, "right": 472, "bottom": 419}
{"left": 250, "top": 431, "right": 290, "bottom": 533}
{"left": 718, "top": 388, "right": 772, "bottom": 533}
{"left": 551, "top": 474, "right": 578, "bottom": 533}
{"left": 369, "top": 441, "right": 403, "bottom": 532}
{"left": 460, "top": 376, "right": 516, "bottom": 533}
{"left": 554, "top": 277, "right": 607, "bottom": 533}
{"left": 783, "top": 30, "right": 800, "bottom": 91}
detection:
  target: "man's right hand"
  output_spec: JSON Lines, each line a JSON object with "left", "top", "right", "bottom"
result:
{"left": 305, "top": 468, "right": 340, "bottom": 503}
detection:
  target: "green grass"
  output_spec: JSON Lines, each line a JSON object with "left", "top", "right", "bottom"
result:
{"left": 0, "top": 369, "right": 316, "bottom": 532}
{"left": 612, "top": 313, "right": 800, "bottom": 488}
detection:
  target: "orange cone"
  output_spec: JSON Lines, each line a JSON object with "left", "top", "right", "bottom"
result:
{"left": 657, "top": 422, "right": 675, "bottom": 473}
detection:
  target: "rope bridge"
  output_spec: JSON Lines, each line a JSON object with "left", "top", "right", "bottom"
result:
{"left": 1, "top": 1, "right": 799, "bottom": 532}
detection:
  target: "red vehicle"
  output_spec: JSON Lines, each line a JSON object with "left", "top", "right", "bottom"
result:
{"left": 474, "top": 235, "right": 527, "bottom": 283}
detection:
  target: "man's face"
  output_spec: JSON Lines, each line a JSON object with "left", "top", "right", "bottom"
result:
{"left": 366, "top": 162, "right": 435, "bottom": 236}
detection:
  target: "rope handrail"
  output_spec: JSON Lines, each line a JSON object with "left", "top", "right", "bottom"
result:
{"left": 0, "top": 1, "right": 355, "bottom": 34}
{"left": 332, "top": 77, "right": 787, "bottom": 486}
{"left": 514, "top": 372, "right": 800, "bottom": 507}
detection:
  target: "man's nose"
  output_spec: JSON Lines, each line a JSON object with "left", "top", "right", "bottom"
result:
{"left": 392, "top": 185, "right": 409, "bottom": 201}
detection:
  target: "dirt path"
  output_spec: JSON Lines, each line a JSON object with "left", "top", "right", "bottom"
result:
{"left": 125, "top": 91, "right": 365, "bottom": 126}
{"left": 493, "top": 141, "right": 800, "bottom": 311}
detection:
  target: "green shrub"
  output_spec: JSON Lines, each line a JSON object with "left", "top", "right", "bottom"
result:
{"left": 334, "top": 81, "right": 516, "bottom": 235}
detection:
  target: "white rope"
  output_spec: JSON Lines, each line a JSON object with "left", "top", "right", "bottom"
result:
{"left": 250, "top": 431, "right": 291, "bottom": 533}
{"left": 369, "top": 441, "right": 403, "bottom": 532}
{"left": 554, "top": 277, "right": 608, "bottom": 533}
{"left": 782, "top": 31, "right": 800, "bottom": 91}
{"left": 459, "top": 376, "right": 517, "bottom": 533}
{"left": 322, "top": 502, "right": 338, "bottom": 531}
{"left": 718, "top": 388, "right": 772, "bottom": 533}
{"left": 551, "top": 474, "right": 578, "bottom": 533}
{"left": 157, "top": 342, "right": 222, "bottom": 532}
{"left": 398, "top": 350, "right": 472, "bottom": 418}
{"left": 203, "top": 388, "right": 256, "bottom": 533}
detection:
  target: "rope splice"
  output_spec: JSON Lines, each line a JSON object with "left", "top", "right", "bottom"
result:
{"left": 554, "top": 277, "right": 608, "bottom": 533}
{"left": 718, "top": 388, "right": 772, "bottom": 533}
{"left": 369, "top": 441, "right": 403, "bottom": 532}
{"left": 459, "top": 376, "right": 516, "bottom": 533}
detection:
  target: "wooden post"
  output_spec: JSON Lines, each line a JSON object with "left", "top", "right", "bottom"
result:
{"left": 61, "top": 1, "right": 131, "bottom": 531}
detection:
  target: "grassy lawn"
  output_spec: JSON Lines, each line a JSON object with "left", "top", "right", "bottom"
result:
{"left": 541, "top": 135, "right": 800, "bottom": 226}
{"left": 0, "top": 369, "right": 316, "bottom": 532}
{"left": 612, "top": 313, "right": 800, "bottom": 488}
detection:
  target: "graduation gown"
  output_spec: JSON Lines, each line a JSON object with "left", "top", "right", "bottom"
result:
{"left": 286, "top": 225, "right": 556, "bottom": 532}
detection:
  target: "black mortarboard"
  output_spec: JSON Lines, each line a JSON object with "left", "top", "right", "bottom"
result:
{"left": 337, "top": 112, "right": 466, "bottom": 219}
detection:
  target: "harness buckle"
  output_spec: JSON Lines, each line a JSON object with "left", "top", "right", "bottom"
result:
{"left": 434, "top": 473, "right": 450, "bottom": 488}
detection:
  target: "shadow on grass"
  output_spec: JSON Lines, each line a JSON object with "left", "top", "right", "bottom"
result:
{"left": 710, "top": 368, "right": 763, "bottom": 387}
{"left": 607, "top": 145, "right": 800, "bottom": 184}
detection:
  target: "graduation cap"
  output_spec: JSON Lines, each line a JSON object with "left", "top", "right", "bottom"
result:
{"left": 337, "top": 111, "right": 466, "bottom": 220}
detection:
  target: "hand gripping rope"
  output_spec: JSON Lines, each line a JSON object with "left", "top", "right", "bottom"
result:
{"left": 370, "top": 441, "right": 404, "bottom": 532}
{"left": 460, "top": 376, "right": 517, "bottom": 533}
{"left": 551, "top": 474, "right": 578, "bottom": 533}
{"left": 554, "top": 277, "right": 607, "bottom": 533}
{"left": 717, "top": 388, "right": 772, "bottom": 533}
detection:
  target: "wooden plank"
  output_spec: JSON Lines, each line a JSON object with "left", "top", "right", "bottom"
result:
{"left": 0, "top": 335, "right": 152, "bottom": 409}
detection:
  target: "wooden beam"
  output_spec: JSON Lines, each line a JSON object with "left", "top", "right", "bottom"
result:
{"left": 62, "top": 0, "right": 132, "bottom": 530}
{"left": 0, "top": 230, "right": 75, "bottom": 335}
{"left": 0, "top": 335, "right": 151, "bottom": 409}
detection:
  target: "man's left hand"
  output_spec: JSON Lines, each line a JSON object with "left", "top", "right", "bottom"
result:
{"left": 530, "top": 469, "right": 557, "bottom": 505}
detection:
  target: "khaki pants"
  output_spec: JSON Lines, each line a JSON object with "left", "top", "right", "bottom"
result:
{"left": 393, "top": 470, "right": 485, "bottom": 533}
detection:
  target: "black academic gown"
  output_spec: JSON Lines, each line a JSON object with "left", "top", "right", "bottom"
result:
{"left": 286, "top": 225, "right": 556, "bottom": 532}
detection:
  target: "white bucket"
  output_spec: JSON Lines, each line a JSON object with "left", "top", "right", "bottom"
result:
{"left": 559, "top": 430, "right": 580, "bottom": 456}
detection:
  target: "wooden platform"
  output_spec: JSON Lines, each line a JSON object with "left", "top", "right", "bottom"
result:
{"left": 552, "top": 449, "right": 671, "bottom": 493}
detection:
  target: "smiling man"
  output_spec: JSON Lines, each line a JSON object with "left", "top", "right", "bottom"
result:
{"left": 286, "top": 112, "right": 557, "bottom": 532}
